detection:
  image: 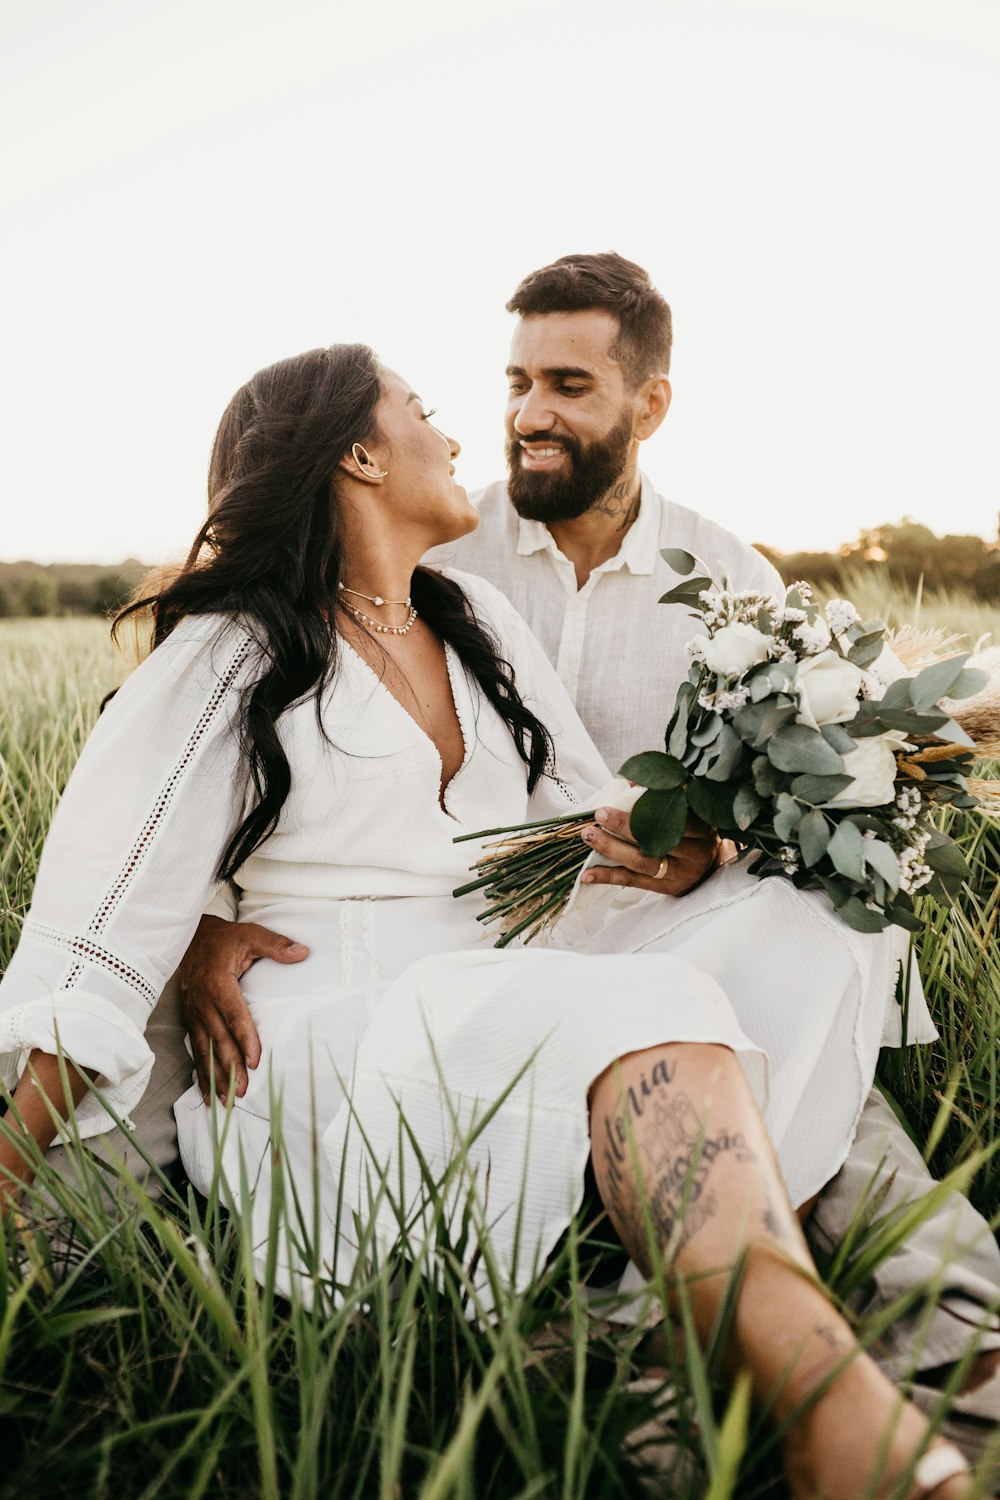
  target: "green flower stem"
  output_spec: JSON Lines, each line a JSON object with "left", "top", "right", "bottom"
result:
{"left": 493, "top": 884, "right": 580, "bottom": 948}
{"left": 478, "top": 846, "right": 589, "bottom": 923}
{"left": 452, "top": 810, "right": 596, "bottom": 844}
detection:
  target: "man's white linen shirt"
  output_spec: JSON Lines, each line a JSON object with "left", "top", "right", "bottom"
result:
{"left": 428, "top": 473, "right": 784, "bottom": 773}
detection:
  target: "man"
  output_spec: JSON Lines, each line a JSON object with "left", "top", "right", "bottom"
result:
{"left": 69, "top": 254, "right": 1000, "bottom": 1433}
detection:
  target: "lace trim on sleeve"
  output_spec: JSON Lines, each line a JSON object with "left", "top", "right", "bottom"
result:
{"left": 49, "top": 630, "right": 255, "bottom": 1008}
{"left": 542, "top": 751, "right": 581, "bottom": 809}
{"left": 86, "top": 633, "right": 255, "bottom": 938}
{"left": 21, "top": 921, "right": 160, "bottom": 1008}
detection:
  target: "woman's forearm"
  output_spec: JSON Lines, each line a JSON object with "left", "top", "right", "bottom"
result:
{"left": 0, "top": 1051, "right": 96, "bottom": 1204}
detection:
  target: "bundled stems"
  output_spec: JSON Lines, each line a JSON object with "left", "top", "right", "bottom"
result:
{"left": 454, "top": 812, "right": 597, "bottom": 947}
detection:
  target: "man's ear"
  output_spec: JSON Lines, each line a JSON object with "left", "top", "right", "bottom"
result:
{"left": 634, "top": 376, "right": 672, "bottom": 442}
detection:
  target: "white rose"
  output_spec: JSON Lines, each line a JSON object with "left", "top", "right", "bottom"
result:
{"left": 826, "top": 730, "right": 909, "bottom": 808}
{"left": 794, "top": 650, "right": 864, "bottom": 728}
{"left": 701, "top": 622, "right": 772, "bottom": 678}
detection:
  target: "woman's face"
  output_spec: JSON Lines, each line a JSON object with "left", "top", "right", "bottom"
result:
{"left": 372, "top": 368, "right": 478, "bottom": 547}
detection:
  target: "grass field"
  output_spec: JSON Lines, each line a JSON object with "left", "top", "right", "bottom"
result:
{"left": 1, "top": 589, "right": 998, "bottom": 1500}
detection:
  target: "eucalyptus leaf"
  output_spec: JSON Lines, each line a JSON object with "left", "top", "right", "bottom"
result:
{"left": 790, "top": 772, "right": 853, "bottom": 805}
{"left": 878, "top": 677, "right": 914, "bottom": 710}
{"left": 690, "top": 716, "right": 724, "bottom": 747}
{"left": 630, "top": 787, "right": 689, "bottom": 857}
{"left": 836, "top": 896, "right": 890, "bottom": 933}
{"left": 910, "top": 653, "right": 970, "bottom": 713}
{"left": 768, "top": 724, "right": 845, "bottom": 775}
{"left": 876, "top": 708, "right": 948, "bottom": 734}
{"left": 694, "top": 744, "right": 720, "bottom": 776}
{"left": 660, "top": 547, "right": 697, "bottom": 576}
{"left": 818, "top": 873, "right": 851, "bottom": 908}
{"left": 863, "top": 839, "right": 901, "bottom": 896}
{"left": 923, "top": 838, "right": 970, "bottom": 879}
{"left": 774, "top": 792, "right": 801, "bottom": 841}
{"left": 618, "top": 751, "right": 687, "bottom": 790}
{"left": 705, "top": 723, "right": 744, "bottom": 782}
{"left": 742, "top": 701, "right": 799, "bottom": 749}
{"left": 733, "top": 702, "right": 766, "bottom": 741}
{"left": 820, "top": 723, "right": 858, "bottom": 754}
{"left": 845, "top": 704, "right": 887, "bottom": 737}
{"left": 929, "top": 716, "right": 977, "bottom": 748}
{"left": 798, "top": 809, "right": 830, "bottom": 867}
{"left": 658, "top": 576, "right": 713, "bottom": 606}
{"left": 757, "top": 605, "right": 773, "bottom": 635}
{"left": 733, "top": 784, "right": 763, "bottom": 831}
{"left": 886, "top": 899, "right": 923, "bottom": 933}
{"left": 827, "top": 818, "right": 866, "bottom": 881}
{"left": 945, "top": 666, "right": 988, "bottom": 702}
{"left": 749, "top": 670, "right": 775, "bottom": 703}
{"left": 848, "top": 631, "right": 886, "bottom": 668}
{"left": 668, "top": 686, "right": 695, "bottom": 758}
{"left": 752, "top": 754, "right": 783, "bottom": 797}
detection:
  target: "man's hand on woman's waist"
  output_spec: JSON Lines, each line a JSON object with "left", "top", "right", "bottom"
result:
{"left": 179, "top": 914, "right": 309, "bottom": 1102}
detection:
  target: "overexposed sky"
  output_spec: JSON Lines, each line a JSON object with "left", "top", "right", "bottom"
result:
{"left": 3, "top": 0, "right": 998, "bottom": 564}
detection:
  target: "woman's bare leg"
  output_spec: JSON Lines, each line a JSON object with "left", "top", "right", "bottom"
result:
{"left": 589, "top": 1042, "right": 970, "bottom": 1500}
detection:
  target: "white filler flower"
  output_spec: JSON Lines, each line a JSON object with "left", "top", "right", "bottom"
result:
{"left": 825, "top": 598, "right": 861, "bottom": 636}
{"left": 701, "top": 622, "right": 772, "bottom": 678}
{"left": 793, "top": 616, "right": 832, "bottom": 654}
{"left": 825, "top": 729, "right": 910, "bottom": 808}
{"left": 794, "top": 650, "right": 864, "bottom": 728}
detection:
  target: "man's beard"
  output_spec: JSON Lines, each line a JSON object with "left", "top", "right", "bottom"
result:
{"left": 506, "top": 409, "right": 635, "bottom": 523}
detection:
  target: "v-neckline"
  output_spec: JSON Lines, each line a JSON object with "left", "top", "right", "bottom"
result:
{"left": 338, "top": 635, "right": 472, "bottom": 816}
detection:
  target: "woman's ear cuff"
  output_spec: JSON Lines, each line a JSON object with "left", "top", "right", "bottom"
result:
{"left": 351, "top": 443, "right": 389, "bottom": 480}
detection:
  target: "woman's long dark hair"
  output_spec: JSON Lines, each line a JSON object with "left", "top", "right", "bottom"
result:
{"left": 115, "top": 344, "right": 553, "bottom": 879}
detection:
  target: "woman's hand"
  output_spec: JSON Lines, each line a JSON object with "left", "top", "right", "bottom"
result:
{"left": 179, "top": 915, "right": 309, "bottom": 1103}
{"left": 580, "top": 808, "right": 722, "bottom": 895}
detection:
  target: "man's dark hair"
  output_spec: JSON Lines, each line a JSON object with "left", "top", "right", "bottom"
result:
{"left": 506, "top": 252, "right": 672, "bottom": 384}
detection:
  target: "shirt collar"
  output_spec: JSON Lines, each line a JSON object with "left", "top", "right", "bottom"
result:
{"left": 514, "top": 471, "right": 661, "bottom": 576}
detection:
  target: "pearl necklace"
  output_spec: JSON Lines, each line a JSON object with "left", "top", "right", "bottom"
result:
{"left": 340, "top": 598, "right": 419, "bottom": 636}
{"left": 338, "top": 582, "right": 411, "bottom": 608}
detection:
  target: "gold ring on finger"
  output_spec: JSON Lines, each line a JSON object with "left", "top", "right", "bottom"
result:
{"left": 655, "top": 858, "right": 670, "bottom": 880}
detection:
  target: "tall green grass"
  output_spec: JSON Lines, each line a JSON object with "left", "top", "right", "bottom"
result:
{"left": 0, "top": 589, "right": 998, "bottom": 1500}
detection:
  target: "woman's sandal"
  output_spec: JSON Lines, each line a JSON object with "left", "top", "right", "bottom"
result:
{"left": 910, "top": 1441, "right": 972, "bottom": 1498}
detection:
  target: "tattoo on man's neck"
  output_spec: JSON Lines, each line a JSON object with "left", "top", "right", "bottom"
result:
{"left": 592, "top": 477, "right": 641, "bottom": 529}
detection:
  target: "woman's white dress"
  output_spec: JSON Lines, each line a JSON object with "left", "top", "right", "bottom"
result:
{"left": 0, "top": 571, "right": 934, "bottom": 1302}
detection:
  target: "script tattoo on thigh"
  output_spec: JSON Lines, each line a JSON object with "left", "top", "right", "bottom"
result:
{"left": 599, "top": 1056, "right": 758, "bottom": 1256}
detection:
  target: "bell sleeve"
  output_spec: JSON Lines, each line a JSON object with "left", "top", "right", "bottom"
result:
{"left": 0, "top": 614, "right": 260, "bottom": 1137}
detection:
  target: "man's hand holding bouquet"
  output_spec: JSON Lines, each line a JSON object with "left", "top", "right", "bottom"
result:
{"left": 456, "top": 550, "right": 993, "bottom": 945}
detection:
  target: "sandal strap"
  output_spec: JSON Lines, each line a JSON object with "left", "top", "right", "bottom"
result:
{"left": 912, "top": 1443, "right": 971, "bottom": 1496}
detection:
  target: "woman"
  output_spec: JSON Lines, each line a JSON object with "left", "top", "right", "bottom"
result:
{"left": 0, "top": 344, "right": 972, "bottom": 1498}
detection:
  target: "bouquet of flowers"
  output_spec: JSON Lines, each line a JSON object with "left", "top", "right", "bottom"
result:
{"left": 455, "top": 549, "right": 990, "bottom": 945}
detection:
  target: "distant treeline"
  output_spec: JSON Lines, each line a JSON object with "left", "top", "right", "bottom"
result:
{"left": 1, "top": 518, "right": 998, "bottom": 617}
{"left": 0, "top": 560, "right": 148, "bottom": 618}
{"left": 758, "top": 519, "right": 1000, "bottom": 601}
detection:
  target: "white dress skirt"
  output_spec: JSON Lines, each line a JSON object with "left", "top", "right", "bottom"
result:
{"left": 176, "top": 858, "right": 919, "bottom": 1305}
{"left": 0, "top": 571, "right": 934, "bottom": 1307}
